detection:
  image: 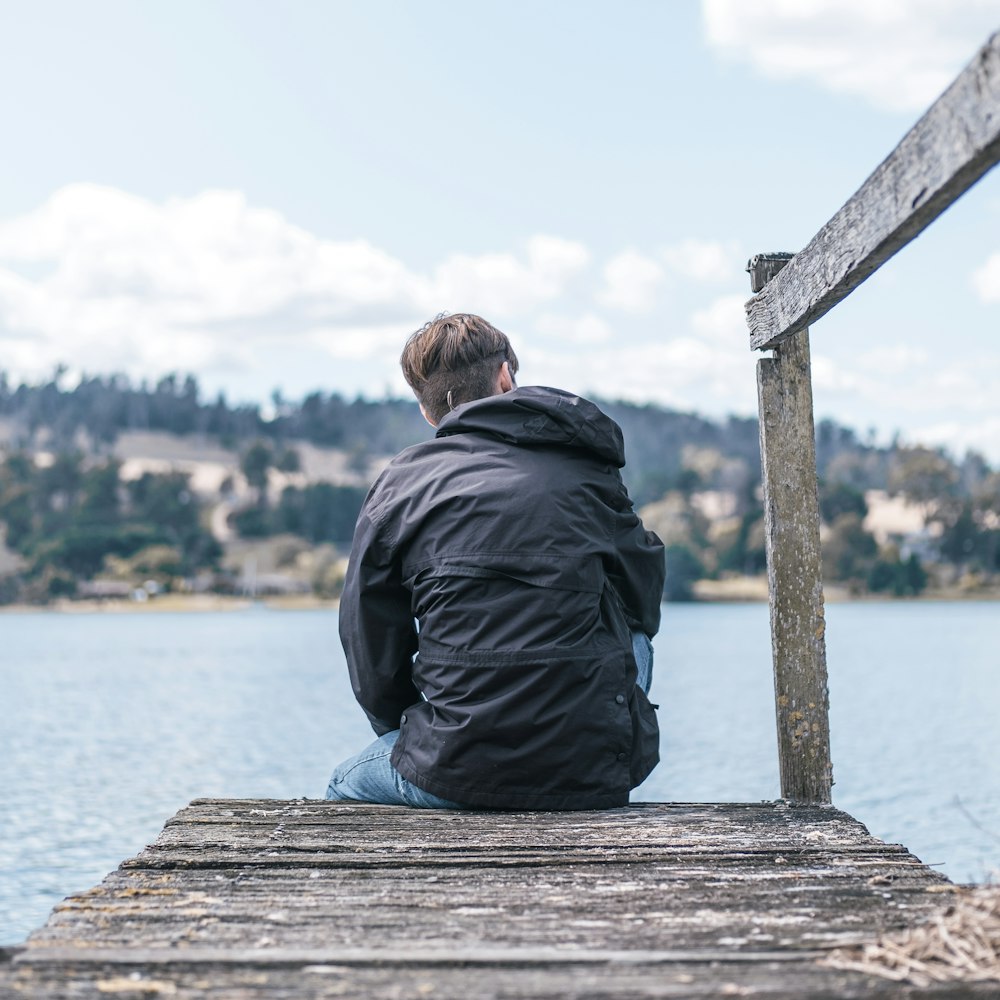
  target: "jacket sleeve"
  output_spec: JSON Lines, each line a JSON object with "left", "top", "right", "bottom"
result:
{"left": 338, "top": 506, "right": 420, "bottom": 736}
{"left": 605, "top": 477, "right": 665, "bottom": 638}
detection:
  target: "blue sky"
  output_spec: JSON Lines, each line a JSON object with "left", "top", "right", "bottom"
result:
{"left": 1, "top": 1, "right": 999, "bottom": 458}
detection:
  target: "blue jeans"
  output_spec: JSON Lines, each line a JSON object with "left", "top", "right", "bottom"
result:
{"left": 325, "top": 631, "right": 654, "bottom": 808}
{"left": 326, "top": 728, "right": 466, "bottom": 807}
{"left": 633, "top": 630, "right": 653, "bottom": 695}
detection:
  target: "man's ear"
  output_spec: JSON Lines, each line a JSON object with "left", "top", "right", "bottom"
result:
{"left": 497, "top": 361, "right": 515, "bottom": 394}
{"left": 419, "top": 402, "right": 437, "bottom": 427}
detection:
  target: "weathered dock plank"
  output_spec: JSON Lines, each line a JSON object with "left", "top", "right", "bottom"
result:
{"left": 5, "top": 800, "right": 994, "bottom": 998}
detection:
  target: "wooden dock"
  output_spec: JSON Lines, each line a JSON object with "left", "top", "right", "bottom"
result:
{"left": 4, "top": 798, "right": 994, "bottom": 997}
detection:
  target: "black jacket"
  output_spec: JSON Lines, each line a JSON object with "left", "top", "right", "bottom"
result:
{"left": 339, "top": 386, "right": 665, "bottom": 809}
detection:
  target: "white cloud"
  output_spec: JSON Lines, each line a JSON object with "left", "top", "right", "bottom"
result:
{"left": 972, "top": 252, "right": 1000, "bottom": 301}
{"left": 809, "top": 346, "right": 1000, "bottom": 460}
{"left": 691, "top": 294, "right": 748, "bottom": 349}
{"left": 661, "top": 239, "right": 738, "bottom": 283}
{"left": 856, "top": 345, "right": 929, "bottom": 373}
{"left": 307, "top": 323, "right": 421, "bottom": 362}
{"left": 429, "top": 235, "right": 588, "bottom": 317}
{"left": 596, "top": 250, "right": 664, "bottom": 312}
{"left": 601, "top": 337, "right": 757, "bottom": 412}
{"left": 517, "top": 289, "right": 764, "bottom": 414}
{"left": 526, "top": 235, "right": 591, "bottom": 285}
{"left": 811, "top": 353, "right": 864, "bottom": 393}
{"left": 594, "top": 240, "right": 738, "bottom": 314}
{"left": 535, "top": 312, "right": 614, "bottom": 345}
{"left": 0, "top": 187, "right": 763, "bottom": 419}
{"left": 912, "top": 417, "right": 1000, "bottom": 460}
{"left": 0, "top": 185, "right": 590, "bottom": 383}
{"left": 3, "top": 183, "right": 995, "bottom": 462}
{"left": 702, "top": 0, "right": 998, "bottom": 112}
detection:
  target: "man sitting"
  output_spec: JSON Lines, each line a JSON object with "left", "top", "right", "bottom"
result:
{"left": 326, "top": 313, "right": 664, "bottom": 809}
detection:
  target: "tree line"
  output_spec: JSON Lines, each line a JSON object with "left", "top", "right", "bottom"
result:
{"left": 0, "top": 370, "right": 428, "bottom": 456}
{"left": 1, "top": 370, "right": 998, "bottom": 603}
{"left": 0, "top": 452, "right": 221, "bottom": 602}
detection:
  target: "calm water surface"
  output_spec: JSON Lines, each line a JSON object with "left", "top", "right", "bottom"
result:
{"left": 1, "top": 601, "right": 998, "bottom": 943}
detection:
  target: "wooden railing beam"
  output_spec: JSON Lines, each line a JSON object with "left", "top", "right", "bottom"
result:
{"left": 747, "top": 30, "right": 1000, "bottom": 351}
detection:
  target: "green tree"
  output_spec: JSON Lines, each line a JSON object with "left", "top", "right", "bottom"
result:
{"left": 0, "top": 452, "right": 221, "bottom": 599}
{"left": 231, "top": 505, "right": 275, "bottom": 538}
{"left": 0, "top": 480, "right": 34, "bottom": 550}
{"left": 716, "top": 511, "right": 767, "bottom": 576}
{"left": 938, "top": 502, "right": 981, "bottom": 566}
{"left": 822, "top": 513, "right": 877, "bottom": 587}
{"left": 888, "top": 446, "right": 959, "bottom": 511}
{"left": 663, "top": 544, "right": 704, "bottom": 602}
{"left": 79, "top": 461, "right": 122, "bottom": 525}
{"left": 275, "top": 446, "right": 301, "bottom": 473}
{"left": 818, "top": 480, "right": 867, "bottom": 524}
{"left": 276, "top": 483, "right": 366, "bottom": 544}
{"left": 867, "top": 552, "right": 928, "bottom": 597}
{"left": 241, "top": 440, "right": 273, "bottom": 499}
{"left": 127, "top": 471, "right": 220, "bottom": 574}
{"left": 234, "top": 440, "right": 276, "bottom": 540}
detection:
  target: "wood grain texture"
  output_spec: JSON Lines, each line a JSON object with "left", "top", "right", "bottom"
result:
{"left": 757, "top": 332, "right": 833, "bottom": 803}
{"left": 746, "top": 30, "right": 1000, "bottom": 350}
{"left": 5, "top": 799, "right": 977, "bottom": 997}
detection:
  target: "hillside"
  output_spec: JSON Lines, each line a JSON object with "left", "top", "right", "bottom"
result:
{"left": 1, "top": 372, "right": 999, "bottom": 604}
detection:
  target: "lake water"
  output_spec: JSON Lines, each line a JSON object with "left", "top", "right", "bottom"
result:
{"left": 1, "top": 601, "right": 998, "bottom": 944}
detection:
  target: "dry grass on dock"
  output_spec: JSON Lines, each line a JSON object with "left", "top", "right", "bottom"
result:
{"left": 823, "top": 883, "right": 1000, "bottom": 988}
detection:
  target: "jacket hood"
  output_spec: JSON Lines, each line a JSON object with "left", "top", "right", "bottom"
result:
{"left": 435, "top": 386, "right": 625, "bottom": 467}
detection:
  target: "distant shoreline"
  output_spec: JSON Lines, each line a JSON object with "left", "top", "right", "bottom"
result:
{"left": 694, "top": 576, "right": 1000, "bottom": 604}
{"left": 1, "top": 579, "right": 999, "bottom": 614}
{"left": 0, "top": 593, "right": 338, "bottom": 614}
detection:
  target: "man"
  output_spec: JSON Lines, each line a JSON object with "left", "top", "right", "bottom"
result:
{"left": 326, "top": 313, "right": 664, "bottom": 809}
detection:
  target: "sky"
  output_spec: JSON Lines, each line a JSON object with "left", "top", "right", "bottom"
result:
{"left": 0, "top": 1, "right": 999, "bottom": 459}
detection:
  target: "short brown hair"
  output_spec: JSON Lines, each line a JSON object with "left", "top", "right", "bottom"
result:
{"left": 401, "top": 313, "right": 519, "bottom": 424}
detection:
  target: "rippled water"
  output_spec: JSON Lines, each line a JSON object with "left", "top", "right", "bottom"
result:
{"left": 1, "top": 601, "right": 998, "bottom": 943}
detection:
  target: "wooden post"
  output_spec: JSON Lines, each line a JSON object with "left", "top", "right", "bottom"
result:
{"left": 742, "top": 31, "right": 1000, "bottom": 802}
{"left": 751, "top": 254, "right": 833, "bottom": 804}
